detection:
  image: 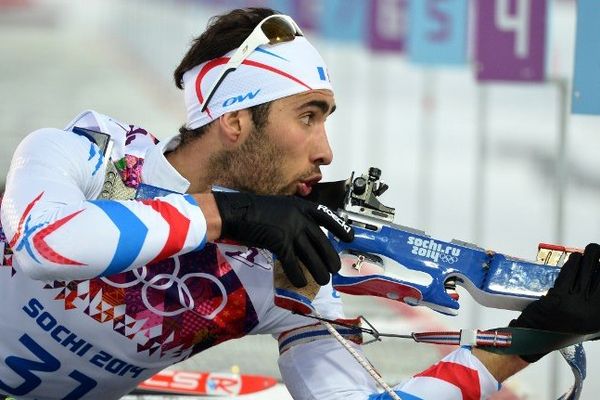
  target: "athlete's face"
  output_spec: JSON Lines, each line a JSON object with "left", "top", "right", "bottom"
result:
{"left": 262, "top": 89, "right": 335, "bottom": 195}
{"left": 206, "top": 89, "right": 335, "bottom": 195}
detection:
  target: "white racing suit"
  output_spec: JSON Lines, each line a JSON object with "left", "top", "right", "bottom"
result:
{"left": 0, "top": 110, "right": 500, "bottom": 399}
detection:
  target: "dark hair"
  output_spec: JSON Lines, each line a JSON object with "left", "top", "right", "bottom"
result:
{"left": 173, "top": 7, "right": 277, "bottom": 146}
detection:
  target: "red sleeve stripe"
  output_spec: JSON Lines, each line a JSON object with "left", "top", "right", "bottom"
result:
{"left": 415, "top": 361, "right": 481, "bottom": 400}
{"left": 141, "top": 199, "right": 190, "bottom": 264}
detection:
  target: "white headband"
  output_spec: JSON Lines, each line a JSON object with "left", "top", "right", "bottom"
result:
{"left": 182, "top": 36, "right": 333, "bottom": 130}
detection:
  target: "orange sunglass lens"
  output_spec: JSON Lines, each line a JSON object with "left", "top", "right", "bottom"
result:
{"left": 262, "top": 17, "right": 298, "bottom": 44}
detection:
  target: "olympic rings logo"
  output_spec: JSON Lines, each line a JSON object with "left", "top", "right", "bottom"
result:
{"left": 101, "top": 256, "right": 227, "bottom": 319}
{"left": 440, "top": 254, "right": 458, "bottom": 264}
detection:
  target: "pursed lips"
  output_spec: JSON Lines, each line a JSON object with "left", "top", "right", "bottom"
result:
{"left": 296, "top": 175, "right": 322, "bottom": 196}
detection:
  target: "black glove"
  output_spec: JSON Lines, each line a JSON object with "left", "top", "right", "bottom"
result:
{"left": 213, "top": 191, "right": 354, "bottom": 287}
{"left": 510, "top": 243, "right": 600, "bottom": 362}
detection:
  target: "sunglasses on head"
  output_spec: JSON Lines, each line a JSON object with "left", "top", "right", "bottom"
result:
{"left": 201, "top": 14, "right": 304, "bottom": 112}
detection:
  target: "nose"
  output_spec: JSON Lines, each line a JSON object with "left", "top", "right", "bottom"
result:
{"left": 311, "top": 127, "right": 333, "bottom": 166}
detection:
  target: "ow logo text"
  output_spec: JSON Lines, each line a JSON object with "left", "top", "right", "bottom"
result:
{"left": 222, "top": 89, "right": 261, "bottom": 107}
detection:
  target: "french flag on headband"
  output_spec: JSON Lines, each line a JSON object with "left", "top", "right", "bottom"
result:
{"left": 316, "top": 66, "right": 330, "bottom": 82}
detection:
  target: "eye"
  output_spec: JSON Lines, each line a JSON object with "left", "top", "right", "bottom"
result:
{"left": 300, "top": 113, "right": 314, "bottom": 126}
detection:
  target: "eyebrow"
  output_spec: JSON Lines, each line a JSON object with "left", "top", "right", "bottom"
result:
{"left": 298, "top": 100, "right": 336, "bottom": 116}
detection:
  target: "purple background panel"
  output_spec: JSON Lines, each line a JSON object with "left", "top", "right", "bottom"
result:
{"left": 291, "top": 0, "right": 322, "bottom": 32}
{"left": 368, "top": 0, "right": 407, "bottom": 52}
{"left": 476, "top": 0, "right": 547, "bottom": 82}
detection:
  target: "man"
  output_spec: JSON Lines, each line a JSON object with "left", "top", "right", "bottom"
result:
{"left": 1, "top": 7, "right": 599, "bottom": 400}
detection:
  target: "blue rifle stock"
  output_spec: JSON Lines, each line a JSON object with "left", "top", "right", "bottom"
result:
{"left": 328, "top": 167, "right": 565, "bottom": 315}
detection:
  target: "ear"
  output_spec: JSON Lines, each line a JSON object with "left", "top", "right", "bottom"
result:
{"left": 217, "top": 110, "right": 253, "bottom": 149}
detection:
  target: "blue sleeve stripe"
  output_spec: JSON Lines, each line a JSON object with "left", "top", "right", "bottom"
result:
{"left": 90, "top": 200, "right": 148, "bottom": 276}
{"left": 183, "top": 194, "right": 197, "bottom": 206}
{"left": 368, "top": 390, "right": 423, "bottom": 400}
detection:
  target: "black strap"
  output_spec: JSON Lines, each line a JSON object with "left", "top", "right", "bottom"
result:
{"left": 478, "top": 327, "right": 599, "bottom": 356}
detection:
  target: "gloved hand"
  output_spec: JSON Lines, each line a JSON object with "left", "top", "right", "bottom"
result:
{"left": 510, "top": 243, "right": 600, "bottom": 362}
{"left": 212, "top": 191, "right": 354, "bottom": 287}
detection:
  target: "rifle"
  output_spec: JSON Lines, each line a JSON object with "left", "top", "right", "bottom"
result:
{"left": 273, "top": 167, "right": 592, "bottom": 400}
